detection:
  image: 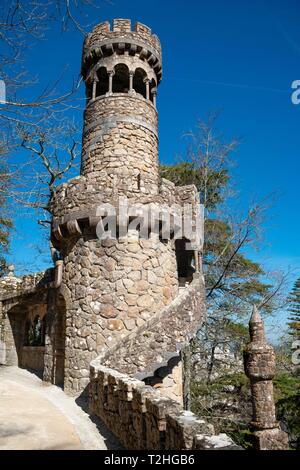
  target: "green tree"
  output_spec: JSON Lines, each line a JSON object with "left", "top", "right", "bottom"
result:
{"left": 159, "top": 114, "right": 277, "bottom": 320}
{"left": 160, "top": 161, "right": 229, "bottom": 210}
{"left": 287, "top": 278, "right": 300, "bottom": 339}
{"left": 159, "top": 114, "right": 285, "bottom": 426}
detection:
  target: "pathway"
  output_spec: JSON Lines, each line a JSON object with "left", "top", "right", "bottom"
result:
{"left": 0, "top": 366, "right": 120, "bottom": 450}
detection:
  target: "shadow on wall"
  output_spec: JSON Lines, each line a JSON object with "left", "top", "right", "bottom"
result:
{"left": 75, "top": 387, "right": 123, "bottom": 450}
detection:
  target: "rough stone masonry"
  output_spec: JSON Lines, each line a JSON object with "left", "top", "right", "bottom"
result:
{"left": 0, "top": 18, "right": 205, "bottom": 402}
{"left": 49, "top": 18, "right": 205, "bottom": 397}
{"left": 0, "top": 18, "right": 288, "bottom": 451}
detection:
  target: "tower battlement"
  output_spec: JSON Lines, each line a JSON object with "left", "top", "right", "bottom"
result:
{"left": 82, "top": 19, "right": 162, "bottom": 83}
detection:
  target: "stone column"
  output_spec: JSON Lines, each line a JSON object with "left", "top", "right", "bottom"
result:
{"left": 92, "top": 78, "right": 98, "bottom": 100}
{"left": 108, "top": 70, "right": 114, "bottom": 94}
{"left": 244, "top": 305, "right": 289, "bottom": 450}
{"left": 129, "top": 71, "right": 134, "bottom": 92}
{"left": 144, "top": 78, "right": 150, "bottom": 100}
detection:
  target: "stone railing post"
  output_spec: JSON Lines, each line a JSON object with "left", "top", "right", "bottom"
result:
{"left": 244, "top": 305, "right": 289, "bottom": 450}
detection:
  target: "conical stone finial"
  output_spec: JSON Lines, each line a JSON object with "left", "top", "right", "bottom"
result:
{"left": 250, "top": 304, "right": 261, "bottom": 323}
{"left": 249, "top": 304, "right": 265, "bottom": 343}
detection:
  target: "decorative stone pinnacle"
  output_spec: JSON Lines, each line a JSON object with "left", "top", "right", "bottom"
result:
{"left": 244, "top": 306, "right": 289, "bottom": 450}
{"left": 250, "top": 304, "right": 261, "bottom": 323}
{"left": 249, "top": 304, "right": 266, "bottom": 343}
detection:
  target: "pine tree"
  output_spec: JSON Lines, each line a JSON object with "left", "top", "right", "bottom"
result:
{"left": 288, "top": 278, "right": 300, "bottom": 338}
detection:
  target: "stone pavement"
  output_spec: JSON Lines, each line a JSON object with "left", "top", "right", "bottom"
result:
{"left": 0, "top": 366, "right": 120, "bottom": 450}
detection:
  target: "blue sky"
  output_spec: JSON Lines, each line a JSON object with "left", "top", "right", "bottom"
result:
{"left": 7, "top": 0, "right": 300, "bottom": 333}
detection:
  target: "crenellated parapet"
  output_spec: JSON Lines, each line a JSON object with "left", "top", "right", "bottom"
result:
{"left": 82, "top": 19, "right": 162, "bottom": 86}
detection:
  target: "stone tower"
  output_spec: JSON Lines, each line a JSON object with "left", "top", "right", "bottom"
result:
{"left": 80, "top": 19, "right": 161, "bottom": 196}
{"left": 244, "top": 305, "right": 289, "bottom": 450}
{"left": 50, "top": 19, "right": 204, "bottom": 396}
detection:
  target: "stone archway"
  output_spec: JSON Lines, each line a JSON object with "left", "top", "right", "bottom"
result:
{"left": 3, "top": 301, "right": 47, "bottom": 378}
{"left": 21, "top": 304, "right": 47, "bottom": 376}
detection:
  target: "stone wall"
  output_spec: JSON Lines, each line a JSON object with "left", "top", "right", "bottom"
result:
{"left": 0, "top": 270, "right": 51, "bottom": 301}
{"left": 0, "top": 307, "right": 25, "bottom": 366}
{"left": 85, "top": 275, "right": 205, "bottom": 405}
{"left": 89, "top": 363, "right": 240, "bottom": 450}
{"left": 0, "top": 270, "right": 58, "bottom": 377}
{"left": 61, "top": 233, "right": 179, "bottom": 394}
{"left": 51, "top": 178, "right": 200, "bottom": 223}
{"left": 0, "top": 339, "right": 5, "bottom": 363}
{"left": 102, "top": 275, "right": 205, "bottom": 377}
{"left": 80, "top": 94, "right": 158, "bottom": 195}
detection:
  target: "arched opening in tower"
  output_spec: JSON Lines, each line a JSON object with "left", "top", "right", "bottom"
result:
{"left": 5, "top": 302, "right": 47, "bottom": 379}
{"left": 133, "top": 67, "right": 147, "bottom": 98}
{"left": 175, "top": 239, "right": 195, "bottom": 286}
{"left": 96, "top": 67, "right": 109, "bottom": 96}
{"left": 112, "top": 64, "right": 130, "bottom": 93}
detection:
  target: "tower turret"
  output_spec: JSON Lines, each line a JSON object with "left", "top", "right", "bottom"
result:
{"left": 80, "top": 19, "right": 162, "bottom": 196}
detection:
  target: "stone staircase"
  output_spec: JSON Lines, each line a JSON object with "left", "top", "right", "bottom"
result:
{"left": 89, "top": 274, "right": 241, "bottom": 449}
{"left": 101, "top": 274, "right": 206, "bottom": 379}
